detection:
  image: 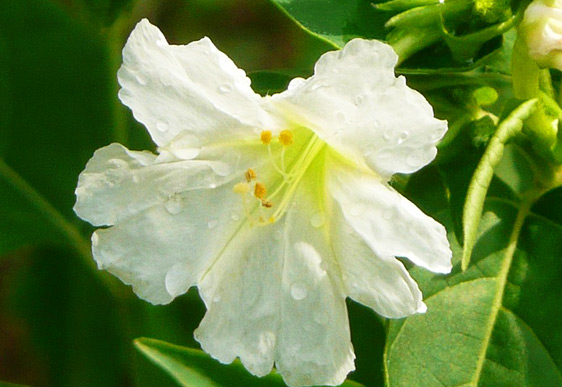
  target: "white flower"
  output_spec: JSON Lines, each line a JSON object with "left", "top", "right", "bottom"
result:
{"left": 74, "top": 19, "right": 452, "bottom": 387}
{"left": 521, "top": 0, "right": 562, "bottom": 69}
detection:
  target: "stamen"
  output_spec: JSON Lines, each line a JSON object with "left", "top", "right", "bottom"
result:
{"left": 279, "top": 130, "right": 294, "bottom": 146}
{"left": 245, "top": 168, "right": 257, "bottom": 182}
{"left": 260, "top": 130, "right": 272, "bottom": 144}
{"left": 261, "top": 199, "right": 273, "bottom": 208}
{"left": 254, "top": 182, "right": 267, "bottom": 199}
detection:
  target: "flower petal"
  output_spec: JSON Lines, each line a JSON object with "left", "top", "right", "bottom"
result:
{"left": 331, "top": 205, "right": 426, "bottom": 318}
{"left": 273, "top": 38, "right": 447, "bottom": 176}
{"left": 90, "top": 181, "right": 245, "bottom": 305}
{"left": 118, "top": 19, "right": 274, "bottom": 149}
{"left": 74, "top": 143, "right": 239, "bottom": 227}
{"left": 195, "top": 176, "right": 354, "bottom": 386}
{"left": 328, "top": 159, "right": 452, "bottom": 274}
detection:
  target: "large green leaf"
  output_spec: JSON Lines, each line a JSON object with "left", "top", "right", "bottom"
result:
{"left": 384, "top": 198, "right": 562, "bottom": 386}
{"left": 269, "top": 0, "right": 389, "bottom": 48}
{"left": 135, "top": 337, "right": 365, "bottom": 387}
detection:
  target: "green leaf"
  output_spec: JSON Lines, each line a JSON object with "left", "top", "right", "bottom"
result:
{"left": 269, "top": 0, "right": 389, "bottom": 48}
{"left": 385, "top": 199, "right": 562, "bottom": 386}
{"left": 0, "top": 0, "right": 115, "bottom": 260}
{"left": 462, "top": 99, "right": 538, "bottom": 270}
{"left": 135, "top": 337, "right": 364, "bottom": 387}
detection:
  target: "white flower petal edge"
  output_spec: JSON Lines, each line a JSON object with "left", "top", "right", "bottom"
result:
{"left": 75, "top": 19, "right": 453, "bottom": 387}
{"left": 328, "top": 161, "right": 452, "bottom": 274}
{"left": 273, "top": 39, "right": 447, "bottom": 177}
{"left": 118, "top": 19, "right": 275, "bottom": 152}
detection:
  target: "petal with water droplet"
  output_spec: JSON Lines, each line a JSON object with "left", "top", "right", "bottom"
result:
{"left": 118, "top": 19, "right": 275, "bottom": 149}
{"left": 328, "top": 161, "right": 452, "bottom": 274}
{"left": 273, "top": 39, "right": 446, "bottom": 177}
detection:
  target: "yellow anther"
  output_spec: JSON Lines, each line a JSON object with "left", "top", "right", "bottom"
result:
{"left": 261, "top": 199, "right": 273, "bottom": 208}
{"left": 279, "top": 130, "right": 293, "bottom": 146}
{"left": 260, "top": 130, "right": 272, "bottom": 144}
{"left": 233, "top": 182, "right": 250, "bottom": 195}
{"left": 254, "top": 182, "right": 267, "bottom": 199}
{"left": 269, "top": 216, "right": 275, "bottom": 223}
{"left": 245, "top": 168, "right": 257, "bottom": 182}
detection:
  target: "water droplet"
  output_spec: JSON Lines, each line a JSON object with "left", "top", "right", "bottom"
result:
{"left": 165, "top": 195, "right": 183, "bottom": 215}
{"left": 313, "top": 309, "right": 328, "bottom": 325}
{"left": 135, "top": 73, "right": 148, "bottom": 85}
{"left": 213, "top": 293, "right": 222, "bottom": 303}
{"left": 160, "top": 73, "right": 173, "bottom": 86}
{"left": 218, "top": 83, "right": 232, "bottom": 94}
{"left": 382, "top": 208, "right": 393, "bottom": 220}
{"left": 354, "top": 94, "right": 365, "bottom": 106}
{"left": 376, "top": 149, "right": 394, "bottom": 160}
{"left": 431, "top": 128, "right": 444, "bottom": 141}
{"left": 397, "top": 131, "right": 409, "bottom": 145}
{"left": 207, "top": 219, "right": 218, "bottom": 229}
{"left": 211, "top": 162, "right": 232, "bottom": 177}
{"left": 310, "top": 82, "right": 329, "bottom": 92}
{"left": 350, "top": 203, "right": 364, "bottom": 216}
{"left": 383, "top": 129, "right": 393, "bottom": 141}
{"left": 334, "top": 111, "right": 347, "bottom": 122}
{"left": 407, "top": 151, "right": 427, "bottom": 168}
{"left": 156, "top": 120, "right": 169, "bottom": 132}
{"left": 290, "top": 282, "right": 308, "bottom": 300}
{"left": 107, "top": 158, "right": 127, "bottom": 168}
{"left": 231, "top": 213, "right": 240, "bottom": 221}
{"left": 310, "top": 212, "right": 325, "bottom": 228}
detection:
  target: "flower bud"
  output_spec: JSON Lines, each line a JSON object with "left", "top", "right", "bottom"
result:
{"left": 521, "top": 0, "right": 562, "bottom": 69}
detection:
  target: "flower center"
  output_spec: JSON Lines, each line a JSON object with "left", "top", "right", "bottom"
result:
{"left": 233, "top": 128, "right": 324, "bottom": 225}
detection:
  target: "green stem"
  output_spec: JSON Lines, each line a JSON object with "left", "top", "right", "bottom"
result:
{"left": 389, "top": 29, "right": 441, "bottom": 66}
{"left": 0, "top": 156, "right": 120, "bottom": 295}
{"left": 512, "top": 36, "right": 540, "bottom": 99}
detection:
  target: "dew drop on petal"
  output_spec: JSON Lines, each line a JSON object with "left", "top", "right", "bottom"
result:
{"left": 165, "top": 195, "right": 183, "bottom": 215}
{"left": 135, "top": 73, "right": 148, "bottom": 85}
{"left": 397, "top": 131, "right": 409, "bottom": 144}
{"left": 208, "top": 219, "right": 218, "bottom": 229}
{"left": 309, "top": 82, "right": 329, "bottom": 92}
{"left": 310, "top": 212, "right": 325, "bottom": 228}
{"left": 231, "top": 213, "right": 240, "bottom": 221}
{"left": 160, "top": 73, "right": 173, "bottom": 86}
{"left": 354, "top": 94, "right": 365, "bottom": 106}
{"left": 213, "top": 293, "right": 222, "bottom": 303}
{"left": 107, "top": 158, "right": 127, "bottom": 168}
{"left": 156, "top": 120, "right": 169, "bottom": 132}
{"left": 218, "top": 83, "right": 232, "bottom": 94}
{"left": 376, "top": 149, "right": 394, "bottom": 160}
{"left": 406, "top": 151, "right": 428, "bottom": 168}
{"left": 383, "top": 129, "right": 393, "bottom": 142}
{"left": 382, "top": 208, "right": 393, "bottom": 220}
{"left": 313, "top": 308, "right": 328, "bottom": 325}
{"left": 290, "top": 282, "right": 308, "bottom": 300}
{"left": 350, "top": 203, "right": 365, "bottom": 216}
{"left": 211, "top": 162, "right": 232, "bottom": 177}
